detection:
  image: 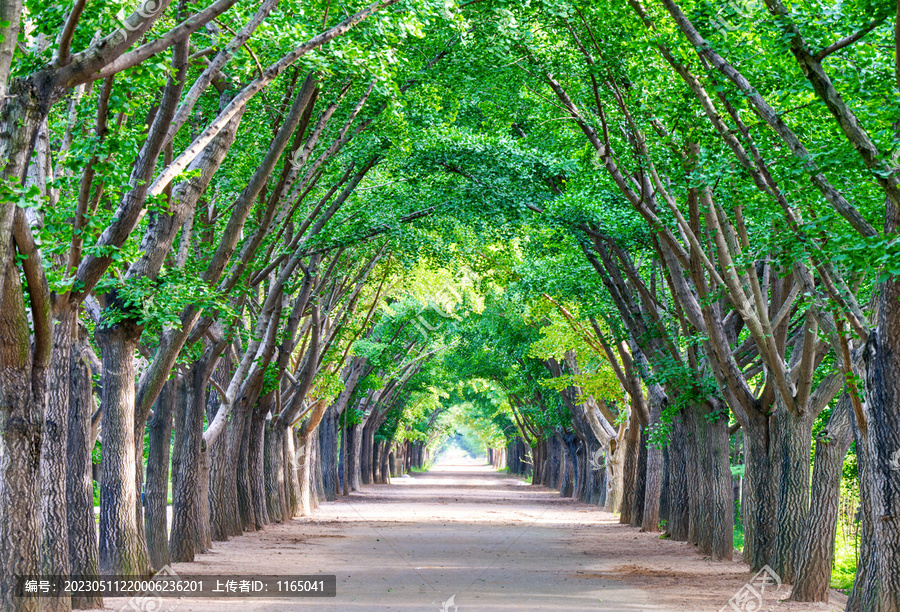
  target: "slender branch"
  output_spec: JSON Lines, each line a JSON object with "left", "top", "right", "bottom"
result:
{"left": 814, "top": 16, "right": 887, "bottom": 61}
{"left": 148, "top": 0, "right": 399, "bottom": 196}
{"left": 56, "top": 0, "right": 87, "bottom": 67}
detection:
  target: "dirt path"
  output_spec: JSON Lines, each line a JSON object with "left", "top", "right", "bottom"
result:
{"left": 107, "top": 458, "right": 847, "bottom": 611}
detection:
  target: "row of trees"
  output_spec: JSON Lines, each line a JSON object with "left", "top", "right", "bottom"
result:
{"left": 0, "top": 0, "right": 459, "bottom": 610}
{"left": 372, "top": 0, "right": 900, "bottom": 607}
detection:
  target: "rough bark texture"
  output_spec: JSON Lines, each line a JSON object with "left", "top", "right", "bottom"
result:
{"left": 249, "top": 397, "right": 270, "bottom": 529}
{"left": 145, "top": 378, "right": 177, "bottom": 570}
{"left": 707, "top": 406, "right": 734, "bottom": 561}
{"left": 0, "top": 258, "right": 44, "bottom": 611}
{"left": 863, "top": 322, "right": 900, "bottom": 610}
{"left": 771, "top": 405, "right": 814, "bottom": 583}
{"left": 97, "top": 319, "right": 151, "bottom": 576}
{"left": 321, "top": 407, "right": 339, "bottom": 500}
{"left": 348, "top": 423, "right": 363, "bottom": 491}
{"left": 236, "top": 407, "right": 257, "bottom": 531}
{"left": 361, "top": 417, "right": 376, "bottom": 486}
{"left": 66, "top": 320, "right": 102, "bottom": 610}
{"left": 40, "top": 305, "right": 75, "bottom": 611}
{"left": 631, "top": 427, "right": 648, "bottom": 528}
{"left": 791, "top": 396, "right": 853, "bottom": 602}
{"left": 207, "top": 358, "right": 231, "bottom": 542}
{"left": 619, "top": 414, "right": 640, "bottom": 525}
{"left": 666, "top": 414, "right": 689, "bottom": 542}
{"left": 169, "top": 358, "right": 212, "bottom": 562}
{"left": 742, "top": 411, "right": 776, "bottom": 572}
{"left": 264, "top": 424, "right": 285, "bottom": 523}
{"left": 641, "top": 408, "right": 663, "bottom": 532}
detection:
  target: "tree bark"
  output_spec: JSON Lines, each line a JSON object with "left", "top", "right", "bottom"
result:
{"left": 742, "top": 410, "right": 776, "bottom": 572}
{"left": 666, "top": 413, "right": 690, "bottom": 541}
{"left": 264, "top": 424, "right": 285, "bottom": 523}
{"left": 236, "top": 406, "right": 257, "bottom": 531}
{"left": 631, "top": 427, "right": 648, "bottom": 528}
{"left": 40, "top": 305, "right": 76, "bottom": 611}
{"left": 145, "top": 378, "right": 177, "bottom": 570}
{"left": 169, "top": 356, "right": 214, "bottom": 562}
{"left": 66, "top": 319, "right": 102, "bottom": 610}
{"left": 297, "top": 429, "right": 314, "bottom": 515}
{"left": 0, "top": 256, "right": 46, "bottom": 611}
{"left": 861, "top": 320, "right": 900, "bottom": 610}
{"left": 348, "top": 422, "right": 363, "bottom": 491}
{"left": 605, "top": 437, "right": 625, "bottom": 514}
{"left": 619, "top": 414, "right": 640, "bottom": 524}
{"left": 361, "top": 418, "right": 376, "bottom": 485}
{"left": 97, "top": 318, "right": 151, "bottom": 575}
{"left": 207, "top": 358, "right": 230, "bottom": 542}
{"left": 707, "top": 404, "right": 734, "bottom": 561}
{"left": 286, "top": 427, "right": 301, "bottom": 517}
{"left": 321, "top": 407, "right": 338, "bottom": 500}
{"left": 249, "top": 397, "right": 270, "bottom": 529}
{"left": 641, "top": 409, "right": 663, "bottom": 532}
{"left": 791, "top": 395, "right": 853, "bottom": 602}
{"left": 771, "top": 404, "right": 815, "bottom": 583}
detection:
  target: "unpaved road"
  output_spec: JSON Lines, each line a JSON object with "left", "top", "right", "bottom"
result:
{"left": 107, "top": 457, "right": 846, "bottom": 611}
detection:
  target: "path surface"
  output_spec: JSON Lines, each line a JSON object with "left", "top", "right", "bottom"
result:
{"left": 107, "top": 457, "right": 846, "bottom": 611}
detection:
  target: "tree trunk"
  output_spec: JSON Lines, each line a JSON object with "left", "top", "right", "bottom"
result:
{"left": 862, "top": 317, "right": 900, "bottom": 609}
{"left": 297, "top": 430, "right": 314, "bottom": 515}
{"left": 641, "top": 439, "right": 662, "bottom": 532}
{"left": 695, "top": 404, "right": 714, "bottom": 555}
{"left": 707, "top": 404, "right": 733, "bottom": 561}
{"left": 619, "top": 415, "right": 640, "bottom": 524}
{"left": 606, "top": 439, "right": 624, "bottom": 514}
{"left": 169, "top": 361, "right": 210, "bottom": 562}
{"left": 286, "top": 427, "right": 301, "bottom": 516}
{"left": 207, "top": 357, "right": 231, "bottom": 542}
{"left": 631, "top": 427, "right": 648, "bottom": 528}
{"left": 0, "top": 255, "right": 46, "bottom": 611}
{"left": 222, "top": 399, "right": 248, "bottom": 537}
{"left": 208, "top": 430, "right": 229, "bottom": 541}
{"left": 532, "top": 440, "right": 544, "bottom": 487}
{"left": 771, "top": 404, "right": 815, "bottom": 583}
{"left": 559, "top": 433, "right": 576, "bottom": 498}
{"left": 236, "top": 407, "right": 257, "bottom": 531}
{"left": 660, "top": 445, "right": 670, "bottom": 523}
{"left": 66, "top": 320, "right": 102, "bottom": 610}
{"left": 348, "top": 423, "right": 363, "bottom": 491}
{"left": 848, "top": 415, "right": 877, "bottom": 611}
{"left": 40, "top": 305, "right": 76, "bottom": 611}
{"left": 373, "top": 439, "right": 382, "bottom": 485}
{"left": 321, "top": 407, "right": 338, "bottom": 500}
{"left": 249, "top": 398, "right": 270, "bottom": 529}
{"left": 378, "top": 439, "right": 392, "bottom": 485}
{"left": 741, "top": 410, "right": 776, "bottom": 572}
{"left": 545, "top": 435, "right": 559, "bottom": 489}
{"left": 791, "top": 395, "right": 853, "bottom": 602}
{"left": 641, "top": 389, "right": 663, "bottom": 533}
{"left": 97, "top": 319, "right": 151, "bottom": 576}
{"left": 666, "top": 413, "right": 689, "bottom": 541}
{"left": 145, "top": 378, "right": 176, "bottom": 570}
{"left": 361, "top": 420, "right": 376, "bottom": 485}
{"left": 197, "top": 446, "right": 212, "bottom": 552}
{"left": 264, "top": 424, "right": 285, "bottom": 523}
{"left": 340, "top": 420, "right": 349, "bottom": 495}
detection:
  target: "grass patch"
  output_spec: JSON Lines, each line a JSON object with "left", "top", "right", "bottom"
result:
{"left": 831, "top": 517, "right": 860, "bottom": 592}
{"left": 733, "top": 521, "right": 744, "bottom": 552}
